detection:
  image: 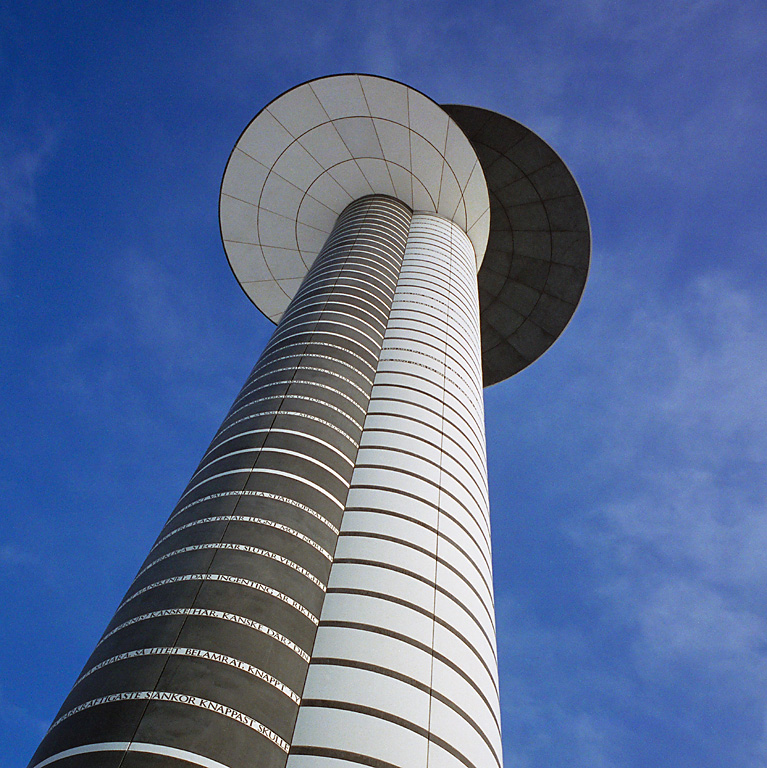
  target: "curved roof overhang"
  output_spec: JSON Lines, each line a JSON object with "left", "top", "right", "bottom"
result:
{"left": 219, "top": 75, "right": 590, "bottom": 388}
{"left": 443, "top": 105, "right": 590, "bottom": 386}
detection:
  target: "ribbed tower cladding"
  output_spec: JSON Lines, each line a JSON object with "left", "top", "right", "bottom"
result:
{"left": 28, "top": 74, "right": 590, "bottom": 768}
{"left": 288, "top": 213, "right": 500, "bottom": 768}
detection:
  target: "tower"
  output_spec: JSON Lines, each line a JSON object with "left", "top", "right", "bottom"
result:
{"left": 28, "top": 75, "right": 589, "bottom": 768}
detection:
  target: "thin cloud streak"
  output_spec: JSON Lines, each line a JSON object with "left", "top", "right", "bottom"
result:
{"left": 0, "top": 126, "right": 57, "bottom": 256}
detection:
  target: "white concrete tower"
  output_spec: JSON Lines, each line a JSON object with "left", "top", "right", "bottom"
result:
{"left": 27, "top": 74, "right": 589, "bottom": 768}
{"left": 219, "top": 73, "right": 590, "bottom": 768}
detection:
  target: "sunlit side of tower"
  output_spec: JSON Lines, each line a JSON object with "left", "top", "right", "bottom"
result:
{"left": 28, "top": 75, "right": 589, "bottom": 768}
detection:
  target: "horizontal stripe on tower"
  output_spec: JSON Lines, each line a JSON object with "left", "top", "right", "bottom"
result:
{"left": 344, "top": 485, "right": 492, "bottom": 571}
{"left": 47, "top": 691, "right": 289, "bottom": 752}
{"left": 165, "top": 489, "right": 340, "bottom": 534}
{"left": 190, "top": 444, "right": 354, "bottom": 486}
{"left": 214, "top": 409, "right": 361, "bottom": 446}
{"left": 74, "top": 646, "right": 300, "bottom": 703}
{"left": 29, "top": 741, "right": 234, "bottom": 768}
{"left": 356, "top": 438, "right": 487, "bottom": 501}
{"left": 152, "top": 515, "right": 333, "bottom": 560}
{"left": 97, "top": 607, "right": 310, "bottom": 660}
{"left": 118, "top": 573, "right": 319, "bottom": 624}
{"left": 330, "top": 558, "right": 496, "bottom": 657}
{"left": 336, "top": 530, "right": 493, "bottom": 623}
{"left": 256, "top": 340, "right": 377, "bottom": 373}
{"left": 316, "top": 620, "right": 500, "bottom": 730}
{"left": 339, "top": 509, "right": 493, "bottom": 600}
{"left": 243, "top": 355, "right": 375, "bottom": 393}
{"left": 324, "top": 588, "right": 498, "bottom": 694}
{"left": 295, "top": 700, "right": 490, "bottom": 768}
{"left": 177, "top": 468, "right": 348, "bottom": 510}
{"left": 137, "top": 543, "right": 326, "bottom": 590}
{"left": 308, "top": 658, "right": 501, "bottom": 763}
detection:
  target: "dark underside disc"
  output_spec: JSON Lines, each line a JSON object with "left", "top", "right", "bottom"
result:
{"left": 443, "top": 105, "right": 591, "bottom": 387}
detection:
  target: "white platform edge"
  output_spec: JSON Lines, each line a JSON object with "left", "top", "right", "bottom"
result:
{"left": 219, "top": 74, "right": 490, "bottom": 323}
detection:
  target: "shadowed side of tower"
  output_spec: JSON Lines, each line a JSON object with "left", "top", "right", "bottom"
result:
{"left": 27, "top": 196, "right": 413, "bottom": 768}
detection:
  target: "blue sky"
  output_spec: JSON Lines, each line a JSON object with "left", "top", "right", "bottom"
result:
{"left": 2, "top": 1, "right": 766, "bottom": 766}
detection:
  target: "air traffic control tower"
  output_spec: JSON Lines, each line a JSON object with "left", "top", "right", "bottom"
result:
{"left": 28, "top": 74, "right": 589, "bottom": 768}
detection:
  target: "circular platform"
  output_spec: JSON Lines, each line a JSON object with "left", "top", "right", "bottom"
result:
{"left": 219, "top": 75, "right": 590, "bottom": 388}
{"left": 219, "top": 74, "right": 490, "bottom": 323}
{"left": 443, "top": 105, "right": 591, "bottom": 386}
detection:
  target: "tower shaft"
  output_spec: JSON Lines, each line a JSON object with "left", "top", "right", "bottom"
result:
{"left": 288, "top": 211, "right": 501, "bottom": 768}
{"left": 29, "top": 196, "right": 500, "bottom": 768}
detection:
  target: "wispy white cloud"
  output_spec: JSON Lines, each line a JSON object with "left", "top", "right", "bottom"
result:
{"left": 574, "top": 270, "right": 767, "bottom": 756}
{"left": 497, "top": 595, "right": 632, "bottom": 768}
{"left": 0, "top": 543, "right": 38, "bottom": 567}
{"left": 490, "top": 264, "right": 767, "bottom": 765}
{"left": 0, "top": 126, "right": 57, "bottom": 252}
